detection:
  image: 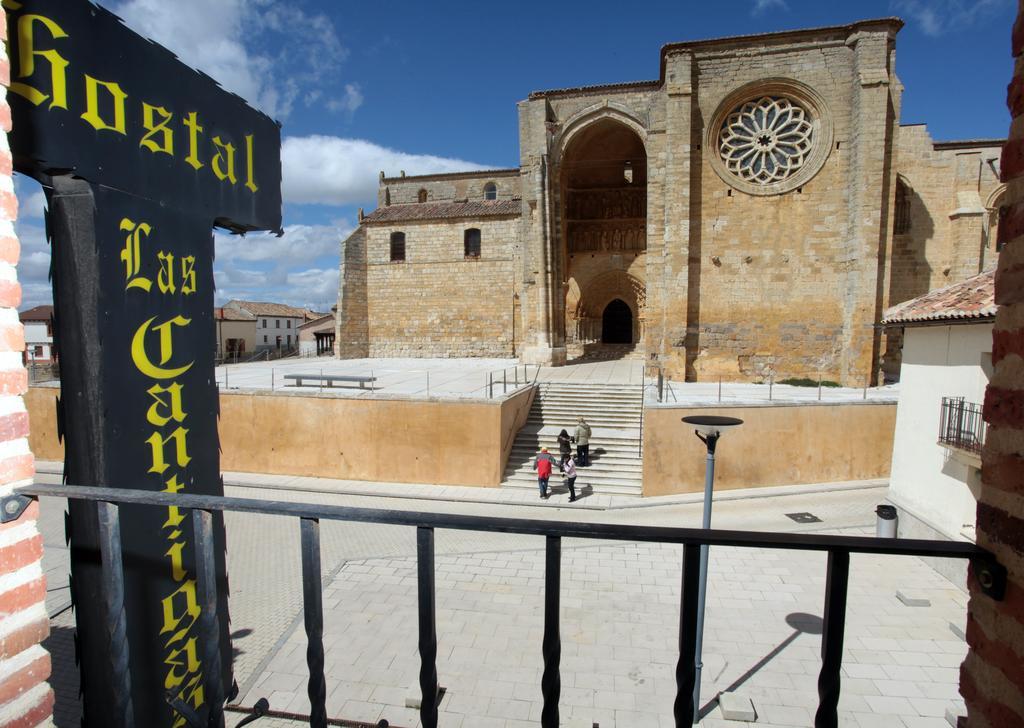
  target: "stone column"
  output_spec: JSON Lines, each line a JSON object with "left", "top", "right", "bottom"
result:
{"left": 948, "top": 152, "right": 988, "bottom": 281}
{"left": 336, "top": 227, "right": 369, "bottom": 358}
{"left": 518, "top": 98, "right": 566, "bottom": 365}
{"left": 840, "top": 26, "right": 899, "bottom": 386}
{"left": 0, "top": 18, "right": 54, "bottom": 726}
{"left": 655, "top": 49, "right": 694, "bottom": 380}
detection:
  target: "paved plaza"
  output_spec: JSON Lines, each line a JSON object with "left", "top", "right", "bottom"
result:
{"left": 36, "top": 464, "right": 966, "bottom": 728}
{"left": 202, "top": 357, "right": 898, "bottom": 406}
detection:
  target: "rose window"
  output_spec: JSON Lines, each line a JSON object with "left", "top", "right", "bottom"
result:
{"left": 718, "top": 96, "right": 814, "bottom": 185}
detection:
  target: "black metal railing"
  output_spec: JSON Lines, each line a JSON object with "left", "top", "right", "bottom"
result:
{"left": 12, "top": 482, "right": 1007, "bottom": 728}
{"left": 939, "top": 396, "right": 987, "bottom": 454}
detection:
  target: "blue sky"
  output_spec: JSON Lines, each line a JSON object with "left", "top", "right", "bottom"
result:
{"left": 14, "top": 0, "right": 1017, "bottom": 312}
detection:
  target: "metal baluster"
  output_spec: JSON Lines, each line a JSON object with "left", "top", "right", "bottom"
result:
{"left": 541, "top": 535, "right": 561, "bottom": 728}
{"left": 673, "top": 544, "right": 700, "bottom": 728}
{"left": 97, "top": 501, "right": 135, "bottom": 728}
{"left": 300, "top": 518, "right": 327, "bottom": 728}
{"left": 193, "top": 508, "right": 225, "bottom": 728}
{"left": 417, "top": 527, "right": 439, "bottom": 728}
{"left": 814, "top": 550, "right": 850, "bottom": 728}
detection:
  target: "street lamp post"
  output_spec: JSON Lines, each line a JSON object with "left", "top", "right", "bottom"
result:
{"left": 681, "top": 414, "right": 744, "bottom": 723}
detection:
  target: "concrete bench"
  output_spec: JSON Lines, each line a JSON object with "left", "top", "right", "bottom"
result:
{"left": 282, "top": 374, "right": 376, "bottom": 390}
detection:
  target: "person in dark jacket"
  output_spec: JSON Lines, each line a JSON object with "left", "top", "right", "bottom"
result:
{"left": 557, "top": 429, "right": 572, "bottom": 471}
{"left": 563, "top": 453, "right": 578, "bottom": 502}
{"left": 574, "top": 417, "right": 591, "bottom": 466}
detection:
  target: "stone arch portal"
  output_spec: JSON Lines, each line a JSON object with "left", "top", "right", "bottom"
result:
{"left": 559, "top": 117, "right": 647, "bottom": 357}
{"left": 602, "top": 299, "right": 633, "bottom": 344}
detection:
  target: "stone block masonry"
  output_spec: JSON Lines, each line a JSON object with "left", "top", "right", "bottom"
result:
{"left": 963, "top": 2, "right": 1024, "bottom": 724}
{"left": 0, "top": 16, "right": 53, "bottom": 726}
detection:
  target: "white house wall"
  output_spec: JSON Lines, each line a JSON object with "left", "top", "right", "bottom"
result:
{"left": 888, "top": 323, "right": 992, "bottom": 540}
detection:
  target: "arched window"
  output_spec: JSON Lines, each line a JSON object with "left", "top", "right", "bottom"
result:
{"left": 894, "top": 179, "right": 911, "bottom": 235}
{"left": 390, "top": 232, "right": 406, "bottom": 262}
{"left": 464, "top": 228, "right": 481, "bottom": 258}
{"left": 417, "top": 189, "right": 428, "bottom": 203}
{"left": 483, "top": 182, "right": 497, "bottom": 200}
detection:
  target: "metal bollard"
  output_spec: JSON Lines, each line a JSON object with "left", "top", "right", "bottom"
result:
{"left": 876, "top": 505, "right": 897, "bottom": 538}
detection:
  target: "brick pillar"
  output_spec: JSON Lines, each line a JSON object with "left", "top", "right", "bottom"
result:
{"left": 963, "top": 2, "right": 1024, "bottom": 724}
{"left": 0, "top": 15, "right": 55, "bottom": 728}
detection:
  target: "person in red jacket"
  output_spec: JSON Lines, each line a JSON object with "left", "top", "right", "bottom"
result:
{"left": 534, "top": 447, "right": 555, "bottom": 499}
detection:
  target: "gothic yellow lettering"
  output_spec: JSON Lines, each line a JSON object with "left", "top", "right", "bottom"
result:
{"left": 141, "top": 103, "right": 174, "bottom": 156}
{"left": 166, "top": 540, "right": 188, "bottom": 582}
{"left": 167, "top": 671, "right": 204, "bottom": 728}
{"left": 160, "top": 580, "right": 200, "bottom": 647}
{"left": 120, "top": 218, "right": 153, "bottom": 292}
{"left": 131, "top": 316, "right": 193, "bottom": 379}
{"left": 244, "top": 134, "right": 259, "bottom": 193}
{"left": 180, "top": 256, "right": 197, "bottom": 295}
{"left": 183, "top": 112, "right": 204, "bottom": 171}
{"left": 163, "top": 637, "right": 201, "bottom": 687}
{"left": 211, "top": 136, "right": 237, "bottom": 184}
{"left": 158, "top": 251, "right": 176, "bottom": 294}
{"left": 10, "top": 13, "right": 68, "bottom": 110}
{"left": 162, "top": 475, "right": 186, "bottom": 530}
{"left": 147, "top": 382, "right": 187, "bottom": 427}
{"left": 146, "top": 426, "right": 191, "bottom": 475}
{"left": 81, "top": 75, "right": 127, "bottom": 134}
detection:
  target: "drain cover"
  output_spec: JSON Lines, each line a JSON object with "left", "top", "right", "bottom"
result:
{"left": 786, "top": 512, "right": 822, "bottom": 523}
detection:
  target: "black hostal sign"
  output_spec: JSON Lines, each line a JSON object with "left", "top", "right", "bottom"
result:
{"left": 7, "top": 1, "right": 282, "bottom": 726}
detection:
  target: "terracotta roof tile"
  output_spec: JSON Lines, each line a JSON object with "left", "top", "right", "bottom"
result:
{"left": 882, "top": 269, "right": 995, "bottom": 326}
{"left": 225, "top": 300, "right": 310, "bottom": 318}
{"left": 214, "top": 307, "right": 255, "bottom": 321}
{"left": 19, "top": 305, "right": 53, "bottom": 322}
{"left": 362, "top": 199, "right": 521, "bottom": 224}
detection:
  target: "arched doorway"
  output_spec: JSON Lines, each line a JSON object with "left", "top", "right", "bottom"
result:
{"left": 602, "top": 299, "right": 633, "bottom": 344}
{"left": 560, "top": 117, "right": 647, "bottom": 358}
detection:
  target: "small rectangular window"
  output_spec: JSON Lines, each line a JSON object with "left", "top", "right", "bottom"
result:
{"left": 263, "top": 335, "right": 268, "bottom": 343}
{"left": 262, "top": 319, "right": 267, "bottom": 328}
{"left": 276, "top": 319, "right": 280, "bottom": 328}
{"left": 464, "top": 228, "right": 481, "bottom": 258}
{"left": 287, "top": 320, "right": 291, "bottom": 329}
{"left": 390, "top": 231, "right": 406, "bottom": 262}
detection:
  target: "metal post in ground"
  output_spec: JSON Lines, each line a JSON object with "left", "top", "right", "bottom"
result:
{"left": 320, "top": 368, "right": 323, "bottom": 394}
{"left": 718, "top": 376, "right": 722, "bottom": 403}
{"left": 271, "top": 368, "right": 275, "bottom": 391}
{"left": 863, "top": 384, "right": 867, "bottom": 400}
{"left": 225, "top": 366, "right": 229, "bottom": 390}
{"left": 658, "top": 368, "right": 664, "bottom": 403}
{"left": 503, "top": 369, "right": 507, "bottom": 395}
{"left": 769, "top": 376, "right": 773, "bottom": 401}
{"left": 818, "top": 372, "right": 822, "bottom": 401}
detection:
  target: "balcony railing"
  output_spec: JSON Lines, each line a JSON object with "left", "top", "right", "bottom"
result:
{"left": 10, "top": 482, "right": 1007, "bottom": 728}
{"left": 939, "top": 396, "right": 987, "bottom": 454}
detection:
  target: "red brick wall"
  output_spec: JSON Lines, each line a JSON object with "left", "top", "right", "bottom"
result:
{"left": 964, "top": 2, "right": 1024, "bottom": 724}
{"left": 0, "top": 14, "right": 54, "bottom": 728}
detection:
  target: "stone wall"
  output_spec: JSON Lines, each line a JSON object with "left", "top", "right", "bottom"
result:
{"left": 378, "top": 169, "right": 520, "bottom": 207}
{"left": 0, "top": 19, "right": 54, "bottom": 726}
{"left": 363, "top": 216, "right": 521, "bottom": 357}
{"left": 963, "top": 4, "right": 1024, "bottom": 722}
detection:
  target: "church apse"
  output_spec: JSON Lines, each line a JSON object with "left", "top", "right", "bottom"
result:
{"left": 559, "top": 118, "right": 647, "bottom": 358}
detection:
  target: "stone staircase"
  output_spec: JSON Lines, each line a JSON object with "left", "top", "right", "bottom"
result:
{"left": 501, "top": 381, "right": 644, "bottom": 497}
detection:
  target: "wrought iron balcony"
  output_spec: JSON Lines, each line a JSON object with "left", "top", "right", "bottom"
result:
{"left": 12, "top": 482, "right": 1006, "bottom": 728}
{"left": 939, "top": 396, "right": 986, "bottom": 455}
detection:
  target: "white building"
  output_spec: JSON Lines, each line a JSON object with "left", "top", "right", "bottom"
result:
{"left": 224, "top": 300, "right": 312, "bottom": 353}
{"left": 883, "top": 270, "right": 994, "bottom": 584}
{"left": 19, "top": 305, "right": 55, "bottom": 363}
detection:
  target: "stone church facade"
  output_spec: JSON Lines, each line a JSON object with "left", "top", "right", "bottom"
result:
{"left": 336, "top": 18, "right": 1004, "bottom": 385}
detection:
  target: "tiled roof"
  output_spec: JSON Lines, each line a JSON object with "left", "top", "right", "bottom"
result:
{"left": 299, "top": 313, "right": 335, "bottom": 330}
{"left": 882, "top": 269, "right": 995, "bottom": 326}
{"left": 382, "top": 168, "right": 519, "bottom": 183}
{"left": 214, "top": 307, "right": 255, "bottom": 321}
{"left": 362, "top": 199, "right": 521, "bottom": 224}
{"left": 225, "top": 300, "right": 310, "bottom": 318}
{"left": 19, "top": 305, "right": 53, "bottom": 322}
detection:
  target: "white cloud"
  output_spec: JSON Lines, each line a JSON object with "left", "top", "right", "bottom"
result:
{"left": 892, "top": 0, "right": 1008, "bottom": 36}
{"left": 103, "top": 0, "right": 349, "bottom": 120}
{"left": 327, "top": 84, "right": 364, "bottom": 116}
{"left": 282, "top": 135, "right": 490, "bottom": 206}
{"left": 215, "top": 224, "right": 351, "bottom": 264}
{"left": 214, "top": 265, "right": 339, "bottom": 312}
{"left": 752, "top": 0, "right": 788, "bottom": 15}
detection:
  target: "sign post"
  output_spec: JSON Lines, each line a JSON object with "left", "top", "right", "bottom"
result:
{"left": 6, "top": 1, "right": 283, "bottom": 725}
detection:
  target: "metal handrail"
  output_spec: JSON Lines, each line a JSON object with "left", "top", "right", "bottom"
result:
{"left": 14, "top": 482, "right": 1006, "bottom": 728}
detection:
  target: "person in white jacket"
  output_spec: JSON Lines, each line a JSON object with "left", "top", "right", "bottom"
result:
{"left": 563, "top": 454, "right": 578, "bottom": 502}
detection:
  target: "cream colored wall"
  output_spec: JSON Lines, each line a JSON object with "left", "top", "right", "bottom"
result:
{"left": 888, "top": 323, "right": 992, "bottom": 540}
{"left": 27, "top": 385, "right": 536, "bottom": 488}
{"left": 216, "top": 319, "right": 257, "bottom": 355}
{"left": 642, "top": 402, "right": 896, "bottom": 496}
